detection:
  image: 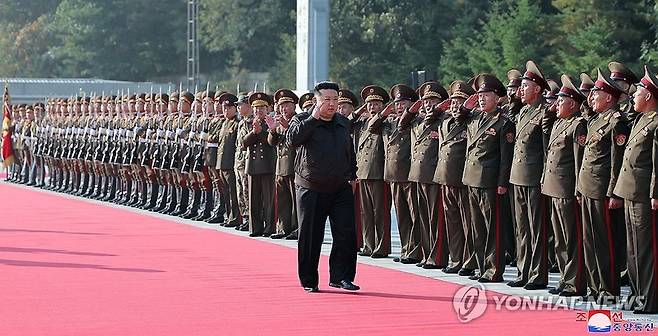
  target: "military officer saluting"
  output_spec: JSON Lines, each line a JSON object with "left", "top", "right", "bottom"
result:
{"left": 508, "top": 60, "right": 555, "bottom": 290}
{"left": 462, "top": 74, "right": 515, "bottom": 283}
{"left": 434, "top": 80, "right": 477, "bottom": 275}
{"left": 541, "top": 75, "right": 588, "bottom": 297}
{"left": 613, "top": 65, "right": 658, "bottom": 314}
{"left": 578, "top": 69, "right": 630, "bottom": 304}
{"left": 355, "top": 85, "right": 392, "bottom": 258}
{"left": 370, "top": 84, "right": 421, "bottom": 264}
{"left": 402, "top": 81, "right": 450, "bottom": 269}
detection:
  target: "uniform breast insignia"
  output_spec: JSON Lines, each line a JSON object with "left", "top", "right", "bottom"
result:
{"left": 505, "top": 132, "right": 514, "bottom": 143}
{"left": 614, "top": 134, "right": 627, "bottom": 146}
{"left": 642, "top": 127, "right": 650, "bottom": 137}
{"left": 529, "top": 117, "right": 541, "bottom": 125}
{"left": 485, "top": 128, "right": 497, "bottom": 136}
{"left": 576, "top": 134, "right": 587, "bottom": 146}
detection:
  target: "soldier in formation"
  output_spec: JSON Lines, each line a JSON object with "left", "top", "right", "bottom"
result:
{"left": 4, "top": 61, "right": 658, "bottom": 312}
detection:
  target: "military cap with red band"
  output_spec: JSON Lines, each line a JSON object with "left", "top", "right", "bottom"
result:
{"left": 637, "top": 65, "right": 658, "bottom": 98}
{"left": 557, "top": 74, "right": 585, "bottom": 104}
{"left": 522, "top": 60, "right": 549, "bottom": 91}
{"left": 591, "top": 68, "right": 624, "bottom": 99}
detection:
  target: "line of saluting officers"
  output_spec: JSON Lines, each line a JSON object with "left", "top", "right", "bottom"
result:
{"left": 3, "top": 60, "right": 658, "bottom": 314}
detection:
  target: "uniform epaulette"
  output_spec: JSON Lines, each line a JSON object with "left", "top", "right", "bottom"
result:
{"left": 649, "top": 111, "right": 657, "bottom": 119}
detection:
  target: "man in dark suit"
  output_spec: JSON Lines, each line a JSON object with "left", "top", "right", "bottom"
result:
{"left": 287, "top": 81, "right": 359, "bottom": 293}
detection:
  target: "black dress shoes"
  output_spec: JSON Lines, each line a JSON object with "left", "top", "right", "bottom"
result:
{"left": 548, "top": 287, "right": 562, "bottom": 295}
{"left": 442, "top": 266, "right": 461, "bottom": 274}
{"left": 357, "top": 251, "right": 371, "bottom": 257}
{"left": 422, "top": 264, "right": 442, "bottom": 270}
{"left": 507, "top": 280, "right": 526, "bottom": 287}
{"left": 393, "top": 257, "right": 401, "bottom": 262}
{"left": 401, "top": 258, "right": 421, "bottom": 264}
{"left": 468, "top": 274, "right": 480, "bottom": 281}
{"left": 523, "top": 283, "right": 547, "bottom": 290}
{"left": 458, "top": 268, "right": 475, "bottom": 276}
{"left": 270, "top": 233, "right": 286, "bottom": 239}
{"left": 248, "top": 232, "right": 261, "bottom": 237}
{"left": 478, "top": 277, "right": 503, "bottom": 283}
{"left": 303, "top": 286, "right": 319, "bottom": 293}
{"left": 329, "top": 280, "right": 360, "bottom": 291}
{"left": 370, "top": 254, "right": 387, "bottom": 259}
{"left": 559, "top": 291, "right": 583, "bottom": 297}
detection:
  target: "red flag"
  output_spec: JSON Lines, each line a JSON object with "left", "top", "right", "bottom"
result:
{"left": 2, "top": 85, "right": 14, "bottom": 167}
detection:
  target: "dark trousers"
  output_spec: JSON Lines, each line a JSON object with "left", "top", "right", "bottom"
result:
{"left": 297, "top": 183, "right": 357, "bottom": 288}
{"left": 551, "top": 197, "right": 586, "bottom": 295}
{"left": 582, "top": 197, "right": 620, "bottom": 297}
{"left": 275, "top": 175, "right": 297, "bottom": 235}
{"left": 512, "top": 185, "right": 549, "bottom": 286}
{"left": 468, "top": 187, "right": 505, "bottom": 281}
{"left": 623, "top": 201, "right": 658, "bottom": 313}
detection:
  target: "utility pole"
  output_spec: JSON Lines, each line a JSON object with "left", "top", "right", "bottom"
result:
{"left": 187, "top": 0, "right": 199, "bottom": 91}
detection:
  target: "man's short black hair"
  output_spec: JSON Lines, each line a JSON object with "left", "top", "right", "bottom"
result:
{"left": 314, "top": 81, "right": 340, "bottom": 94}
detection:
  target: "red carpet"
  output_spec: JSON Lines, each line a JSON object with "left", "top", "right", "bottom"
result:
{"left": 0, "top": 183, "right": 585, "bottom": 335}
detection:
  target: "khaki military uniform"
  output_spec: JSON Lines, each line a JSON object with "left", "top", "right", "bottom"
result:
{"left": 541, "top": 115, "right": 588, "bottom": 295}
{"left": 434, "top": 115, "right": 476, "bottom": 271}
{"left": 355, "top": 113, "right": 391, "bottom": 257}
{"left": 268, "top": 124, "right": 298, "bottom": 236}
{"left": 405, "top": 110, "right": 448, "bottom": 267}
{"left": 235, "top": 117, "right": 252, "bottom": 219}
{"left": 509, "top": 100, "right": 554, "bottom": 286}
{"left": 216, "top": 116, "right": 242, "bottom": 226}
{"left": 373, "top": 112, "right": 419, "bottom": 261}
{"left": 243, "top": 120, "right": 276, "bottom": 235}
{"left": 462, "top": 109, "right": 515, "bottom": 281}
{"left": 613, "top": 110, "right": 658, "bottom": 313}
{"left": 577, "top": 108, "right": 629, "bottom": 298}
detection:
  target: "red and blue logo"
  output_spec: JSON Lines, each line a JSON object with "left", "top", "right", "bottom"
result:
{"left": 587, "top": 310, "right": 612, "bottom": 333}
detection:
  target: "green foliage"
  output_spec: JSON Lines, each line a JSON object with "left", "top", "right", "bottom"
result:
{"left": 0, "top": 0, "right": 657, "bottom": 93}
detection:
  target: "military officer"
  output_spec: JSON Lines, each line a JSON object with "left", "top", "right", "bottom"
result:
{"left": 355, "top": 85, "right": 392, "bottom": 258}
{"left": 373, "top": 84, "right": 420, "bottom": 263}
{"left": 579, "top": 73, "right": 596, "bottom": 120}
{"left": 402, "top": 81, "right": 450, "bottom": 269}
{"left": 577, "top": 68, "right": 630, "bottom": 304}
{"left": 337, "top": 89, "right": 363, "bottom": 248}
{"left": 267, "top": 89, "right": 299, "bottom": 239}
{"left": 541, "top": 75, "right": 588, "bottom": 297}
{"left": 234, "top": 93, "right": 252, "bottom": 230}
{"left": 434, "top": 80, "right": 478, "bottom": 274}
{"left": 462, "top": 73, "right": 515, "bottom": 283}
{"left": 613, "top": 65, "right": 658, "bottom": 314}
{"left": 508, "top": 61, "right": 555, "bottom": 290}
{"left": 608, "top": 61, "right": 638, "bottom": 285}
{"left": 208, "top": 92, "right": 241, "bottom": 226}
{"left": 242, "top": 92, "right": 276, "bottom": 237}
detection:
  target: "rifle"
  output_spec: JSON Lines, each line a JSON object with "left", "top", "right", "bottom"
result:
{"left": 151, "top": 87, "right": 164, "bottom": 169}
{"left": 193, "top": 82, "right": 211, "bottom": 172}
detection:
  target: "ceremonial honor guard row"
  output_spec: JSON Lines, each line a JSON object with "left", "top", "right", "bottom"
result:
{"left": 3, "top": 60, "right": 658, "bottom": 314}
